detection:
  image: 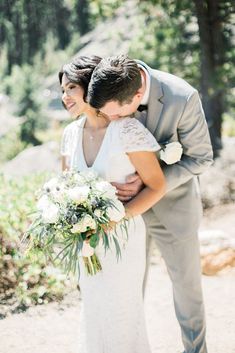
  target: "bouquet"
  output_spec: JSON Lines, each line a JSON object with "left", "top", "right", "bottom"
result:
{"left": 22, "top": 170, "right": 128, "bottom": 277}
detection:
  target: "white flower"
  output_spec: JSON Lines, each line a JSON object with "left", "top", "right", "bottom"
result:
{"left": 94, "top": 209, "right": 103, "bottom": 218}
{"left": 41, "top": 203, "right": 59, "bottom": 223}
{"left": 73, "top": 174, "right": 85, "bottom": 186}
{"left": 160, "top": 142, "right": 183, "bottom": 165}
{"left": 67, "top": 186, "right": 90, "bottom": 204}
{"left": 106, "top": 200, "right": 125, "bottom": 222}
{"left": 71, "top": 215, "right": 96, "bottom": 234}
{"left": 80, "top": 169, "right": 98, "bottom": 182}
{"left": 94, "top": 181, "right": 117, "bottom": 199}
{"left": 82, "top": 242, "right": 95, "bottom": 257}
{"left": 71, "top": 222, "right": 85, "bottom": 233}
{"left": 37, "top": 195, "right": 51, "bottom": 211}
{"left": 83, "top": 215, "right": 96, "bottom": 230}
{"left": 51, "top": 183, "right": 66, "bottom": 202}
{"left": 43, "top": 177, "right": 59, "bottom": 191}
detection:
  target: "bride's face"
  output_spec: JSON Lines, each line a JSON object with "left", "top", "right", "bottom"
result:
{"left": 61, "top": 74, "right": 88, "bottom": 118}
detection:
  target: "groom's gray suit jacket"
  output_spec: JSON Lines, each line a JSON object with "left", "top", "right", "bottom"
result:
{"left": 135, "top": 62, "right": 213, "bottom": 238}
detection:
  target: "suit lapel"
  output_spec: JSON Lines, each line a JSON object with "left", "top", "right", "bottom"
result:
{"left": 146, "top": 69, "right": 164, "bottom": 134}
{"left": 135, "top": 60, "right": 164, "bottom": 134}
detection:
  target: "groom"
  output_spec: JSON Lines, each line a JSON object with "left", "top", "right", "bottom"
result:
{"left": 87, "top": 55, "right": 213, "bottom": 353}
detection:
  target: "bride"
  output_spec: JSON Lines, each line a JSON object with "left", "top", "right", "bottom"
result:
{"left": 59, "top": 55, "right": 166, "bottom": 353}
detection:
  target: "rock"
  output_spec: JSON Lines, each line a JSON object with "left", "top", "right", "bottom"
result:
{"left": 201, "top": 248, "right": 235, "bottom": 275}
{"left": 200, "top": 137, "right": 235, "bottom": 209}
{"left": 0, "top": 142, "right": 61, "bottom": 177}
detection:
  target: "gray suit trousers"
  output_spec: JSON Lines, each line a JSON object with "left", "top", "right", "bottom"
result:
{"left": 143, "top": 209, "right": 208, "bottom": 353}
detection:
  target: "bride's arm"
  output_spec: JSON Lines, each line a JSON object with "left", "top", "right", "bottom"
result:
{"left": 61, "top": 155, "right": 69, "bottom": 171}
{"left": 124, "top": 151, "right": 166, "bottom": 217}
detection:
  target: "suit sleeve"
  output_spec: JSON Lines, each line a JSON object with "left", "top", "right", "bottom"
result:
{"left": 162, "top": 90, "right": 213, "bottom": 193}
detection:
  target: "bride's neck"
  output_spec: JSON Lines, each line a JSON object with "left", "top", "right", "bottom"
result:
{"left": 84, "top": 107, "right": 109, "bottom": 129}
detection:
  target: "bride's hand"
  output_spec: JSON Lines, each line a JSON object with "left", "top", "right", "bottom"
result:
{"left": 111, "top": 173, "right": 144, "bottom": 202}
{"left": 101, "top": 221, "right": 117, "bottom": 233}
{"left": 85, "top": 222, "right": 117, "bottom": 243}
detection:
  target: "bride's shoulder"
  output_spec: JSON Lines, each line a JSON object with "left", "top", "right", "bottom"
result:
{"left": 114, "top": 117, "right": 144, "bottom": 131}
{"left": 62, "top": 116, "right": 85, "bottom": 138}
{"left": 115, "top": 117, "right": 148, "bottom": 136}
{"left": 113, "top": 117, "right": 160, "bottom": 152}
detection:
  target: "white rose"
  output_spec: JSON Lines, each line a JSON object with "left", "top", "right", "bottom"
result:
{"left": 160, "top": 142, "right": 183, "bottom": 165}
{"left": 41, "top": 203, "right": 59, "bottom": 224}
{"left": 82, "top": 242, "right": 95, "bottom": 257}
{"left": 94, "top": 181, "right": 117, "bottom": 199}
{"left": 67, "top": 186, "right": 90, "bottom": 204}
{"left": 83, "top": 215, "right": 96, "bottom": 230}
{"left": 94, "top": 209, "right": 103, "bottom": 218}
{"left": 71, "top": 215, "right": 96, "bottom": 234}
{"left": 106, "top": 200, "right": 125, "bottom": 222}
{"left": 71, "top": 222, "right": 84, "bottom": 233}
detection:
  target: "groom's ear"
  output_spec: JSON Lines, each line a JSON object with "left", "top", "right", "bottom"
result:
{"left": 135, "top": 90, "right": 144, "bottom": 100}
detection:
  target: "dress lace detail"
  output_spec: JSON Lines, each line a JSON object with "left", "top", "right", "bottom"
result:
{"left": 119, "top": 117, "right": 160, "bottom": 153}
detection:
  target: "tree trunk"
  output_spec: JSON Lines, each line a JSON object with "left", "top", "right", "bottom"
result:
{"left": 75, "top": 0, "right": 90, "bottom": 35}
{"left": 193, "top": 0, "right": 225, "bottom": 157}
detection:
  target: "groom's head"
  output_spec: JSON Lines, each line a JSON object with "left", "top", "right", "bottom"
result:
{"left": 87, "top": 55, "right": 145, "bottom": 120}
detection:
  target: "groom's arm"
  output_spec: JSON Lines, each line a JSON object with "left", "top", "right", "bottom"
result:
{"left": 113, "top": 90, "right": 213, "bottom": 200}
{"left": 161, "top": 90, "right": 213, "bottom": 193}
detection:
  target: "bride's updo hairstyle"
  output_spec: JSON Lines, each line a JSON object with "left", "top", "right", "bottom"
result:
{"left": 59, "top": 55, "right": 102, "bottom": 100}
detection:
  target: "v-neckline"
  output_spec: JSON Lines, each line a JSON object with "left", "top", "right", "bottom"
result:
{"left": 80, "top": 116, "right": 112, "bottom": 168}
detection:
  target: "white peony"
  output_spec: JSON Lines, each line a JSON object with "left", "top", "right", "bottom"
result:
{"left": 41, "top": 203, "right": 59, "bottom": 223}
{"left": 106, "top": 200, "right": 125, "bottom": 222}
{"left": 94, "top": 181, "right": 117, "bottom": 199}
{"left": 82, "top": 242, "right": 95, "bottom": 257}
{"left": 67, "top": 186, "right": 90, "bottom": 204}
{"left": 160, "top": 142, "right": 183, "bottom": 165}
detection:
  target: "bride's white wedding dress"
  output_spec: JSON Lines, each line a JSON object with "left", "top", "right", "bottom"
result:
{"left": 61, "top": 116, "right": 160, "bottom": 353}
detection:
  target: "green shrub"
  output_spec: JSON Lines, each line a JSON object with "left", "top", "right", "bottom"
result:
{"left": 0, "top": 127, "right": 26, "bottom": 165}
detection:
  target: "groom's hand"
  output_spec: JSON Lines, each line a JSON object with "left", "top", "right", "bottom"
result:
{"left": 111, "top": 173, "right": 144, "bottom": 202}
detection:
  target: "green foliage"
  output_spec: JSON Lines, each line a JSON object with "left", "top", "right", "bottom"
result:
{"left": 0, "top": 0, "right": 71, "bottom": 73}
{"left": 222, "top": 114, "right": 235, "bottom": 137}
{"left": 89, "top": 0, "right": 124, "bottom": 21}
{"left": 3, "top": 64, "right": 46, "bottom": 145}
{"left": 0, "top": 173, "right": 74, "bottom": 315}
{"left": 128, "top": 2, "right": 200, "bottom": 87}
{"left": 33, "top": 33, "right": 72, "bottom": 77}
{"left": 0, "top": 126, "right": 27, "bottom": 165}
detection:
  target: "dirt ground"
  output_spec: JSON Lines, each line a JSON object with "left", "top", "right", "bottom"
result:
{"left": 0, "top": 204, "right": 235, "bottom": 353}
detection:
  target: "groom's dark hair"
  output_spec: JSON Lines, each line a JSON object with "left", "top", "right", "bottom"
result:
{"left": 87, "top": 55, "right": 142, "bottom": 109}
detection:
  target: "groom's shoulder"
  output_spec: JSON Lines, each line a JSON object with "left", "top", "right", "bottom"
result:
{"left": 150, "top": 68, "right": 196, "bottom": 99}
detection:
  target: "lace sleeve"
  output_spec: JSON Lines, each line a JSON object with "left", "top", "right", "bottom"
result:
{"left": 119, "top": 118, "right": 160, "bottom": 153}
